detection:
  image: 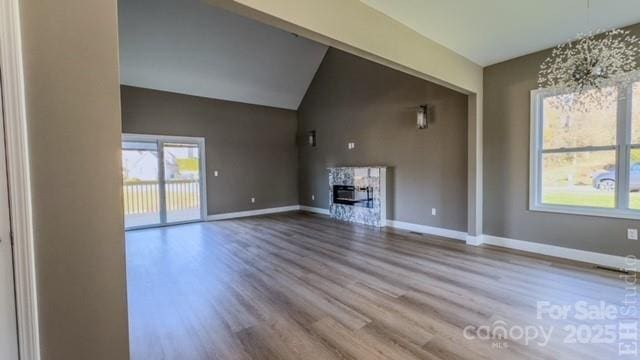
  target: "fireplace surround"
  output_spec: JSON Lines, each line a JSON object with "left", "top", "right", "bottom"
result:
{"left": 328, "top": 166, "right": 387, "bottom": 227}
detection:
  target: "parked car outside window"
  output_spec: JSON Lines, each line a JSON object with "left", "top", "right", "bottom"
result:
{"left": 593, "top": 163, "right": 640, "bottom": 192}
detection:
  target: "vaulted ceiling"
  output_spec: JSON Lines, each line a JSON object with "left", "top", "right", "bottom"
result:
{"left": 118, "top": 0, "right": 328, "bottom": 110}
{"left": 361, "top": 0, "right": 640, "bottom": 66}
{"left": 119, "top": 0, "right": 640, "bottom": 109}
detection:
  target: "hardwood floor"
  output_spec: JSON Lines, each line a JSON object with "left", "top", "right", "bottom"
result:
{"left": 126, "top": 211, "right": 637, "bottom": 359}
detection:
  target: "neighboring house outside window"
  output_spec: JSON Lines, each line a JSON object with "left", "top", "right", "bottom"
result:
{"left": 530, "top": 78, "right": 640, "bottom": 220}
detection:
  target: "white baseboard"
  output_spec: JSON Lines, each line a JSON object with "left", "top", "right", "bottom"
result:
{"left": 207, "top": 205, "right": 637, "bottom": 271}
{"left": 299, "top": 205, "right": 330, "bottom": 215}
{"left": 301, "top": 207, "right": 466, "bottom": 241}
{"left": 207, "top": 205, "right": 300, "bottom": 221}
{"left": 386, "top": 219, "right": 467, "bottom": 241}
{"left": 483, "top": 235, "right": 637, "bottom": 271}
{"left": 465, "top": 235, "right": 484, "bottom": 246}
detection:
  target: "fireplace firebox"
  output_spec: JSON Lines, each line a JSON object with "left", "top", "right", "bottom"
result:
{"left": 332, "top": 185, "right": 373, "bottom": 207}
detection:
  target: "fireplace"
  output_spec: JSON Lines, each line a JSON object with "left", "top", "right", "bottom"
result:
{"left": 333, "top": 185, "right": 373, "bottom": 207}
{"left": 328, "top": 166, "right": 387, "bottom": 226}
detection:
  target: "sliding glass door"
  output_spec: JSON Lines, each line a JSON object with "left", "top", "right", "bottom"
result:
{"left": 163, "top": 142, "right": 202, "bottom": 223}
{"left": 122, "top": 140, "right": 162, "bottom": 228}
{"left": 122, "top": 134, "right": 206, "bottom": 230}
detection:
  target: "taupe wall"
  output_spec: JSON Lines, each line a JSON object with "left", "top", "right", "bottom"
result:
{"left": 20, "top": 0, "right": 130, "bottom": 359}
{"left": 483, "top": 24, "right": 640, "bottom": 257}
{"left": 298, "top": 49, "right": 468, "bottom": 232}
{"left": 121, "top": 86, "right": 299, "bottom": 215}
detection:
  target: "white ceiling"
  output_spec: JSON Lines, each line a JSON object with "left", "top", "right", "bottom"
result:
{"left": 118, "top": 0, "right": 328, "bottom": 110}
{"left": 361, "top": 0, "right": 640, "bottom": 66}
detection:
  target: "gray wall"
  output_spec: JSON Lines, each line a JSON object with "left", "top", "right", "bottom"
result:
{"left": 298, "top": 49, "right": 468, "bottom": 232}
{"left": 21, "top": 0, "right": 130, "bottom": 358}
{"left": 483, "top": 23, "right": 640, "bottom": 257}
{"left": 121, "top": 86, "right": 299, "bottom": 215}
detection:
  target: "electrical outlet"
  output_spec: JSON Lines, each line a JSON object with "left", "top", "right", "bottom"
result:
{"left": 628, "top": 228, "right": 638, "bottom": 240}
{"left": 251, "top": 197, "right": 256, "bottom": 204}
{"left": 347, "top": 142, "right": 355, "bottom": 150}
{"left": 213, "top": 170, "right": 219, "bottom": 177}
{"left": 311, "top": 194, "right": 315, "bottom": 201}
{"left": 431, "top": 208, "right": 437, "bottom": 216}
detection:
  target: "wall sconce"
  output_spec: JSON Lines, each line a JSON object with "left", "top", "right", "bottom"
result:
{"left": 417, "top": 105, "right": 430, "bottom": 129}
{"left": 308, "top": 130, "right": 317, "bottom": 147}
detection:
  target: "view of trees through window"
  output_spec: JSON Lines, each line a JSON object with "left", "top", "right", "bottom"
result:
{"left": 539, "top": 83, "right": 640, "bottom": 210}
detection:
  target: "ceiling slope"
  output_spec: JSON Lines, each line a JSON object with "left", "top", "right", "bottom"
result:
{"left": 119, "top": 0, "right": 328, "bottom": 110}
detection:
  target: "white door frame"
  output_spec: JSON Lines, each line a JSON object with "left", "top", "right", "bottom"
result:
{"left": 0, "top": 0, "right": 41, "bottom": 359}
{"left": 122, "top": 133, "right": 208, "bottom": 230}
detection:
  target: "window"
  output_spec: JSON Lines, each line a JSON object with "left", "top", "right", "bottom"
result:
{"left": 530, "top": 78, "right": 640, "bottom": 219}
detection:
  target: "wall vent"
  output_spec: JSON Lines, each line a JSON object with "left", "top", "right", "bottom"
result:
{"left": 595, "top": 265, "right": 629, "bottom": 274}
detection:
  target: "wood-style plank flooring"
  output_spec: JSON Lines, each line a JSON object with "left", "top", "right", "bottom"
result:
{"left": 126, "top": 212, "right": 637, "bottom": 359}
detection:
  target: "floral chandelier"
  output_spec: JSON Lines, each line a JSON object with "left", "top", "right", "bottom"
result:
{"left": 538, "top": 2, "right": 640, "bottom": 112}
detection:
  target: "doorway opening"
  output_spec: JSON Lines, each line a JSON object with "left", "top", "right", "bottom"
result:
{"left": 122, "top": 134, "right": 207, "bottom": 230}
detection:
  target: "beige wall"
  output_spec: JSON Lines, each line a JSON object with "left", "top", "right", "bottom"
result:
{"left": 483, "top": 23, "right": 640, "bottom": 257}
{"left": 20, "top": 0, "right": 130, "bottom": 358}
{"left": 121, "top": 86, "right": 299, "bottom": 215}
{"left": 299, "top": 49, "right": 468, "bottom": 231}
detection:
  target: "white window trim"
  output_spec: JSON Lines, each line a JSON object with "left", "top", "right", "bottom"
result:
{"left": 529, "top": 77, "right": 640, "bottom": 220}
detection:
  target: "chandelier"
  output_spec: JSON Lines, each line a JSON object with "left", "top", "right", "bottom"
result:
{"left": 538, "top": 2, "right": 640, "bottom": 112}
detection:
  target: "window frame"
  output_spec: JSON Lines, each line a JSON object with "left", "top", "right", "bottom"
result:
{"left": 529, "top": 77, "right": 640, "bottom": 220}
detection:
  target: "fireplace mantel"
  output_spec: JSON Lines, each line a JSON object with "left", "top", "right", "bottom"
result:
{"left": 328, "top": 166, "right": 387, "bottom": 227}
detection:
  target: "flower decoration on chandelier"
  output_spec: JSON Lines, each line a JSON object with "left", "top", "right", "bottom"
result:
{"left": 538, "top": 29, "right": 640, "bottom": 112}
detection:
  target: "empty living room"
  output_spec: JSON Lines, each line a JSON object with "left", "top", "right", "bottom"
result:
{"left": 1, "top": 0, "right": 640, "bottom": 359}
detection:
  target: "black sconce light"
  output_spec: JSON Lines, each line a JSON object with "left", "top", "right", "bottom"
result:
{"left": 308, "top": 130, "right": 317, "bottom": 147}
{"left": 417, "top": 105, "right": 430, "bottom": 129}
